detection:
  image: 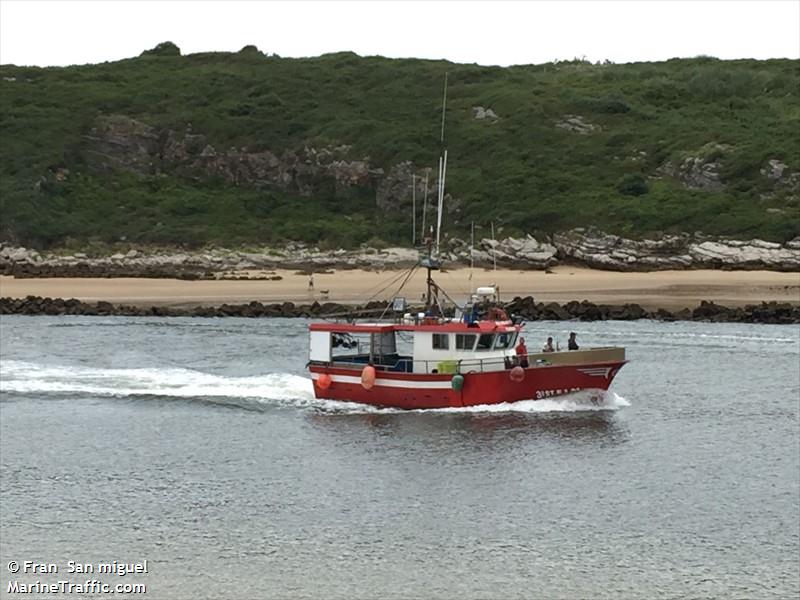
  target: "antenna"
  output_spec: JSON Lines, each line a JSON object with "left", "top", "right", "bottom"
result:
{"left": 435, "top": 157, "right": 442, "bottom": 253}
{"left": 421, "top": 75, "right": 449, "bottom": 313}
{"left": 411, "top": 174, "right": 416, "bottom": 245}
{"left": 435, "top": 73, "right": 448, "bottom": 255}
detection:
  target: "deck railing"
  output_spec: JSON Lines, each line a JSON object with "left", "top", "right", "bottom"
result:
{"left": 316, "top": 347, "right": 625, "bottom": 375}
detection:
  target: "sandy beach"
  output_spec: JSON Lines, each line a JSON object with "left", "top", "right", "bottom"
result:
{"left": 1, "top": 267, "right": 798, "bottom": 310}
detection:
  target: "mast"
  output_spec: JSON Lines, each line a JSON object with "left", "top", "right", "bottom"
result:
{"left": 436, "top": 150, "right": 447, "bottom": 255}
{"left": 421, "top": 170, "right": 429, "bottom": 242}
{"left": 425, "top": 232, "right": 434, "bottom": 310}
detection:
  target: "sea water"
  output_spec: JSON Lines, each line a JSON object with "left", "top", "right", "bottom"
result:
{"left": 0, "top": 316, "right": 798, "bottom": 599}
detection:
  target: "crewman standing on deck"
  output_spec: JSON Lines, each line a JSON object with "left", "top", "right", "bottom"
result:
{"left": 568, "top": 332, "right": 579, "bottom": 350}
{"left": 515, "top": 337, "right": 529, "bottom": 368}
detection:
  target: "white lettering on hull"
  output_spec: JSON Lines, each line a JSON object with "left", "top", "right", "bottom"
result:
{"left": 535, "top": 387, "right": 582, "bottom": 399}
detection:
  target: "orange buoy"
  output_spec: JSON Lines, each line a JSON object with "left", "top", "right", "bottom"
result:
{"left": 510, "top": 366, "right": 525, "bottom": 383}
{"left": 361, "top": 365, "right": 376, "bottom": 390}
{"left": 317, "top": 373, "right": 332, "bottom": 390}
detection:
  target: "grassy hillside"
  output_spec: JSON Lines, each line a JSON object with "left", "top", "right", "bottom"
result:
{"left": 1, "top": 45, "right": 798, "bottom": 249}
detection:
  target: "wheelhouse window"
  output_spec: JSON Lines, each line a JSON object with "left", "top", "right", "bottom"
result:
{"left": 494, "top": 333, "right": 513, "bottom": 349}
{"left": 432, "top": 334, "right": 450, "bottom": 350}
{"left": 456, "top": 334, "right": 477, "bottom": 351}
{"left": 476, "top": 334, "right": 494, "bottom": 350}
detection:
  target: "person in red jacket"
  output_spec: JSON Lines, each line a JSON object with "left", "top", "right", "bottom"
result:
{"left": 515, "top": 337, "right": 529, "bottom": 368}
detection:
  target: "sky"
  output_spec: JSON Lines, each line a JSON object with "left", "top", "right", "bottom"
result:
{"left": 1, "top": 0, "right": 799, "bottom": 67}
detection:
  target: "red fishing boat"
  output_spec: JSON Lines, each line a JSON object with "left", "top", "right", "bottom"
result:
{"left": 307, "top": 257, "right": 627, "bottom": 409}
{"left": 308, "top": 321, "right": 626, "bottom": 410}
{"left": 307, "top": 80, "right": 626, "bottom": 408}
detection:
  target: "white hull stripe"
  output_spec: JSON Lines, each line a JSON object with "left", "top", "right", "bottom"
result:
{"left": 311, "top": 373, "right": 454, "bottom": 389}
{"left": 577, "top": 367, "right": 612, "bottom": 378}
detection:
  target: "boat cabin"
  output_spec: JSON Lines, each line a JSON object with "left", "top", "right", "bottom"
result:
{"left": 309, "top": 320, "right": 521, "bottom": 375}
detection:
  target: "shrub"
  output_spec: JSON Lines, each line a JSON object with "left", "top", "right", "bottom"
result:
{"left": 617, "top": 174, "right": 649, "bottom": 196}
{"left": 238, "top": 45, "right": 262, "bottom": 56}
{"left": 364, "top": 236, "right": 388, "bottom": 250}
{"left": 140, "top": 42, "right": 181, "bottom": 57}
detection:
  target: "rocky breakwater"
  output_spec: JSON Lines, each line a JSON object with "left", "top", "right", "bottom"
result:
{"left": 0, "top": 296, "right": 392, "bottom": 319}
{"left": 2, "top": 295, "right": 798, "bottom": 324}
{"left": 504, "top": 296, "right": 800, "bottom": 324}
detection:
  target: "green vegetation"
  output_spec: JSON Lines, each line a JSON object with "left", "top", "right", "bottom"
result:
{"left": 1, "top": 46, "right": 798, "bottom": 249}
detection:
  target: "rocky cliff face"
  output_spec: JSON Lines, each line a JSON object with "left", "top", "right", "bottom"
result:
{"left": 3, "top": 229, "right": 798, "bottom": 278}
{"left": 82, "top": 115, "right": 442, "bottom": 214}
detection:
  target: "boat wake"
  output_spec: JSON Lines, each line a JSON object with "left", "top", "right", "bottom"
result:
{"left": 426, "top": 390, "right": 630, "bottom": 414}
{"left": 0, "top": 360, "right": 316, "bottom": 411}
{"left": 0, "top": 360, "right": 629, "bottom": 414}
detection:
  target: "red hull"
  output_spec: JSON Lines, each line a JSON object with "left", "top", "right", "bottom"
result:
{"left": 309, "top": 362, "right": 626, "bottom": 410}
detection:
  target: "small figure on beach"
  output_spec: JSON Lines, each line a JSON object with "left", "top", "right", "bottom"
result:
{"left": 542, "top": 337, "right": 555, "bottom": 353}
{"left": 568, "top": 332, "right": 579, "bottom": 351}
{"left": 308, "top": 273, "right": 314, "bottom": 291}
{"left": 515, "top": 337, "right": 529, "bottom": 368}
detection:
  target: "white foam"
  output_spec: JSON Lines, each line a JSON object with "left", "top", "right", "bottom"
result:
{"left": 0, "top": 360, "right": 315, "bottom": 408}
{"left": 419, "top": 389, "right": 630, "bottom": 414}
{"left": 0, "top": 360, "right": 629, "bottom": 414}
{"left": 310, "top": 388, "right": 629, "bottom": 414}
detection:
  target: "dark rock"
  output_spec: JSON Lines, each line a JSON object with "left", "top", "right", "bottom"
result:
{"left": 0, "top": 295, "right": 797, "bottom": 324}
{"left": 540, "top": 302, "right": 571, "bottom": 320}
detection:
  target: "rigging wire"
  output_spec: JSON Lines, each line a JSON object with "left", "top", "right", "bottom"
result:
{"left": 377, "top": 264, "right": 420, "bottom": 320}
{"left": 369, "top": 264, "right": 417, "bottom": 303}
{"left": 315, "top": 264, "right": 421, "bottom": 323}
{"left": 439, "top": 267, "right": 470, "bottom": 299}
{"left": 356, "top": 266, "right": 415, "bottom": 306}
